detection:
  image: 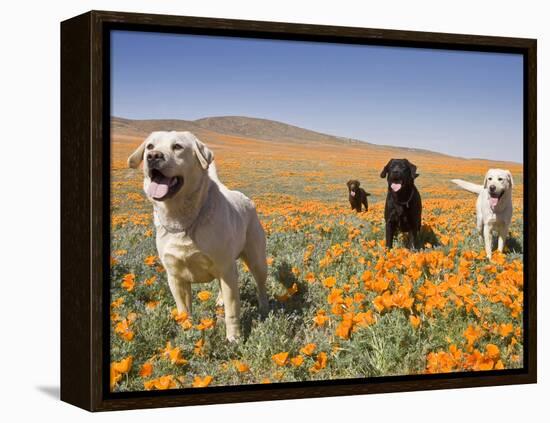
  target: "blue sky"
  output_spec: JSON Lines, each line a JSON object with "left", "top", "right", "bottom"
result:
{"left": 111, "top": 30, "right": 523, "bottom": 162}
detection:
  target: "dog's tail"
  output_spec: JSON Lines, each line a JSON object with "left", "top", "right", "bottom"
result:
{"left": 451, "top": 179, "right": 483, "bottom": 194}
{"left": 365, "top": 192, "right": 371, "bottom": 196}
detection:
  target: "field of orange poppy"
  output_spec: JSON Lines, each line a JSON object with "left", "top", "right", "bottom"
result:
{"left": 109, "top": 118, "right": 523, "bottom": 392}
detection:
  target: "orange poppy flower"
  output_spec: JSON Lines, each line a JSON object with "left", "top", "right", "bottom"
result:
{"left": 144, "top": 276, "right": 157, "bottom": 286}
{"left": 192, "top": 375, "right": 213, "bottom": 388}
{"left": 233, "top": 360, "right": 250, "bottom": 373}
{"left": 114, "top": 319, "right": 134, "bottom": 341}
{"left": 353, "top": 310, "right": 375, "bottom": 327}
{"left": 313, "top": 310, "right": 329, "bottom": 327}
{"left": 144, "top": 375, "right": 177, "bottom": 390}
{"left": 196, "top": 318, "right": 215, "bottom": 331}
{"left": 197, "top": 291, "right": 212, "bottom": 302}
{"left": 498, "top": 323, "right": 513, "bottom": 338}
{"left": 121, "top": 273, "right": 135, "bottom": 292}
{"left": 463, "top": 325, "right": 482, "bottom": 347}
{"left": 309, "top": 352, "right": 328, "bottom": 373}
{"left": 112, "top": 356, "right": 133, "bottom": 374}
{"left": 111, "top": 297, "right": 124, "bottom": 309}
{"left": 290, "top": 355, "right": 304, "bottom": 367}
{"left": 327, "top": 288, "right": 344, "bottom": 305}
{"left": 110, "top": 367, "right": 122, "bottom": 390}
{"left": 409, "top": 315, "right": 421, "bottom": 329}
{"left": 144, "top": 255, "right": 157, "bottom": 266}
{"left": 300, "top": 343, "right": 317, "bottom": 356}
{"left": 485, "top": 344, "right": 500, "bottom": 360}
{"left": 194, "top": 338, "right": 205, "bottom": 356}
{"left": 146, "top": 300, "right": 159, "bottom": 310}
{"left": 139, "top": 362, "right": 153, "bottom": 377}
{"left": 305, "top": 272, "right": 316, "bottom": 284}
{"left": 322, "top": 276, "right": 337, "bottom": 288}
{"left": 272, "top": 352, "right": 289, "bottom": 366}
{"left": 161, "top": 342, "right": 188, "bottom": 365}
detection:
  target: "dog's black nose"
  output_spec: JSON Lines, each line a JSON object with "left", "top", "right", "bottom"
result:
{"left": 147, "top": 151, "right": 165, "bottom": 162}
{"left": 489, "top": 185, "right": 496, "bottom": 192}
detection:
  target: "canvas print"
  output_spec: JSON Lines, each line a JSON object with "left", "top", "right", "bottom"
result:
{"left": 109, "top": 31, "right": 524, "bottom": 392}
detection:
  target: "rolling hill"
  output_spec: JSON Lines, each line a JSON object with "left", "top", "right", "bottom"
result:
{"left": 111, "top": 116, "right": 521, "bottom": 171}
{"left": 111, "top": 116, "right": 456, "bottom": 158}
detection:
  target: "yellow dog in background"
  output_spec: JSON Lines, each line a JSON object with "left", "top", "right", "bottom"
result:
{"left": 452, "top": 169, "right": 514, "bottom": 259}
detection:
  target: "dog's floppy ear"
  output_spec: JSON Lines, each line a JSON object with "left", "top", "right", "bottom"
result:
{"left": 346, "top": 180, "right": 352, "bottom": 188}
{"left": 188, "top": 132, "right": 214, "bottom": 170}
{"left": 356, "top": 180, "right": 361, "bottom": 187}
{"left": 380, "top": 159, "right": 393, "bottom": 178}
{"left": 505, "top": 170, "right": 514, "bottom": 187}
{"left": 405, "top": 159, "right": 419, "bottom": 179}
{"left": 127, "top": 133, "right": 153, "bottom": 168}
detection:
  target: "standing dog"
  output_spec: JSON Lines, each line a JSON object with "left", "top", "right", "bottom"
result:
{"left": 380, "top": 159, "right": 422, "bottom": 249}
{"left": 452, "top": 169, "right": 514, "bottom": 259}
{"left": 128, "top": 131, "right": 268, "bottom": 341}
{"left": 347, "top": 179, "right": 371, "bottom": 212}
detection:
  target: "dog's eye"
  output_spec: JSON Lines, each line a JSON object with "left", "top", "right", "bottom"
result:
{"left": 146, "top": 144, "right": 154, "bottom": 150}
{"left": 173, "top": 143, "right": 183, "bottom": 151}
{"left": 488, "top": 177, "right": 492, "bottom": 181}
{"left": 498, "top": 177, "right": 503, "bottom": 181}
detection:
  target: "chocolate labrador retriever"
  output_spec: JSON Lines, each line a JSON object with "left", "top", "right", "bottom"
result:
{"left": 380, "top": 159, "right": 422, "bottom": 249}
{"left": 347, "top": 179, "right": 371, "bottom": 212}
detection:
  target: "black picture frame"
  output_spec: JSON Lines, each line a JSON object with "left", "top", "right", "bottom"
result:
{"left": 60, "top": 10, "right": 537, "bottom": 411}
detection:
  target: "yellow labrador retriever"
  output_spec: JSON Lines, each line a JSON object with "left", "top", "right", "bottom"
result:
{"left": 128, "top": 131, "right": 268, "bottom": 341}
{"left": 452, "top": 169, "right": 514, "bottom": 259}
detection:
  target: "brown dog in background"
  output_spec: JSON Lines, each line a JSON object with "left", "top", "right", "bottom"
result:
{"left": 347, "top": 180, "right": 371, "bottom": 212}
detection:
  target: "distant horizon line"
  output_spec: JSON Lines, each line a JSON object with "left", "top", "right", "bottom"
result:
{"left": 111, "top": 114, "right": 523, "bottom": 165}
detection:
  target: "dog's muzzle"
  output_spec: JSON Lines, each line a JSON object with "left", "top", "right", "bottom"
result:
{"left": 147, "top": 150, "right": 166, "bottom": 169}
{"left": 488, "top": 188, "right": 504, "bottom": 209}
{"left": 147, "top": 168, "right": 183, "bottom": 201}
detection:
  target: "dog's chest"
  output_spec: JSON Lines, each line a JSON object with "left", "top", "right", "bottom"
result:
{"left": 157, "top": 232, "right": 216, "bottom": 283}
{"left": 486, "top": 210, "right": 497, "bottom": 223}
{"left": 388, "top": 204, "right": 411, "bottom": 228}
{"left": 485, "top": 210, "right": 507, "bottom": 230}
{"left": 483, "top": 203, "right": 500, "bottom": 224}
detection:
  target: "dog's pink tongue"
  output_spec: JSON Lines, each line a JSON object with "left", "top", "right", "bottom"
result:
{"left": 350, "top": 191, "right": 356, "bottom": 197}
{"left": 489, "top": 197, "right": 499, "bottom": 208}
{"left": 391, "top": 183, "right": 402, "bottom": 192}
{"left": 148, "top": 175, "right": 172, "bottom": 200}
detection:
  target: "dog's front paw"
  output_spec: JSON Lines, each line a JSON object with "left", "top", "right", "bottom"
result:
{"left": 225, "top": 323, "right": 242, "bottom": 343}
{"left": 215, "top": 291, "right": 224, "bottom": 307}
{"left": 258, "top": 298, "right": 269, "bottom": 318}
{"left": 226, "top": 334, "right": 241, "bottom": 343}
